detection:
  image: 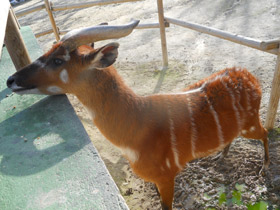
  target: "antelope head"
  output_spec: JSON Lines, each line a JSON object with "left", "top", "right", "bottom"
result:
{"left": 6, "top": 20, "right": 139, "bottom": 95}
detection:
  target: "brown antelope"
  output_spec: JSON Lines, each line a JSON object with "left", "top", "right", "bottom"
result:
{"left": 6, "top": 20, "right": 269, "bottom": 210}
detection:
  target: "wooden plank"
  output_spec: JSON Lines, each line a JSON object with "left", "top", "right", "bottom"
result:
{"left": 4, "top": 9, "right": 31, "bottom": 71}
{"left": 265, "top": 48, "right": 280, "bottom": 129}
{"left": 165, "top": 17, "right": 279, "bottom": 55}
{"left": 15, "top": 3, "right": 45, "bottom": 18}
{"left": 157, "top": 0, "right": 168, "bottom": 69}
{"left": 52, "top": 0, "right": 142, "bottom": 11}
{"left": 44, "top": 0, "right": 60, "bottom": 41}
{"left": 260, "top": 39, "right": 280, "bottom": 51}
{"left": 0, "top": 26, "right": 128, "bottom": 210}
{"left": 0, "top": 0, "right": 10, "bottom": 60}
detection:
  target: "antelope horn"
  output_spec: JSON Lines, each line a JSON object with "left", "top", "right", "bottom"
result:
{"left": 61, "top": 20, "right": 140, "bottom": 51}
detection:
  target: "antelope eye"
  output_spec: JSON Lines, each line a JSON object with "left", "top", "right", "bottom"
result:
{"left": 53, "top": 58, "right": 64, "bottom": 66}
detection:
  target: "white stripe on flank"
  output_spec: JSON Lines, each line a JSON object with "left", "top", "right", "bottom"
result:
{"left": 234, "top": 88, "right": 245, "bottom": 129}
{"left": 243, "top": 77, "right": 252, "bottom": 111}
{"left": 204, "top": 91, "right": 224, "bottom": 146}
{"left": 168, "top": 87, "right": 202, "bottom": 95}
{"left": 169, "top": 118, "right": 183, "bottom": 170}
{"left": 166, "top": 158, "right": 171, "bottom": 169}
{"left": 220, "top": 78, "right": 241, "bottom": 132}
{"left": 186, "top": 97, "right": 197, "bottom": 159}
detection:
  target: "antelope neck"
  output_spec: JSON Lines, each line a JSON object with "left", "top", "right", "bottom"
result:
{"left": 74, "top": 67, "right": 143, "bottom": 147}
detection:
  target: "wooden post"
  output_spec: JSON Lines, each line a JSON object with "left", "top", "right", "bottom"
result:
{"left": 157, "top": 0, "right": 168, "bottom": 69}
{"left": 44, "top": 0, "right": 60, "bottom": 41}
{"left": 4, "top": 9, "right": 31, "bottom": 71}
{"left": 265, "top": 46, "right": 280, "bottom": 129}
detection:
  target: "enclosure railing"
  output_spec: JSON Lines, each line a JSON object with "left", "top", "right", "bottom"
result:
{"left": 162, "top": 17, "right": 280, "bottom": 130}
{"left": 14, "top": 0, "right": 280, "bottom": 129}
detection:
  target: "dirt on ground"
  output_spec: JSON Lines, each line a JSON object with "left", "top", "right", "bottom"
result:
{"left": 13, "top": 0, "right": 280, "bottom": 209}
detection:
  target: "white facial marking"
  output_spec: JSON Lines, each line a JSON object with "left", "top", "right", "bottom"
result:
{"left": 166, "top": 158, "right": 171, "bottom": 169}
{"left": 63, "top": 50, "right": 70, "bottom": 61}
{"left": 15, "top": 88, "right": 44, "bottom": 95}
{"left": 160, "top": 166, "right": 165, "bottom": 172}
{"left": 10, "top": 83, "right": 44, "bottom": 95}
{"left": 34, "top": 59, "right": 45, "bottom": 68}
{"left": 250, "top": 126, "right": 256, "bottom": 132}
{"left": 169, "top": 118, "right": 183, "bottom": 170}
{"left": 60, "top": 69, "right": 69, "bottom": 84}
{"left": 47, "top": 86, "right": 63, "bottom": 94}
{"left": 121, "top": 147, "right": 139, "bottom": 163}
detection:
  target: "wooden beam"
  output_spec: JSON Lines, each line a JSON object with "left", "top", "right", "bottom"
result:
{"left": 157, "top": 0, "right": 168, "bottom": 69}
{"left": 51, "top": 0, "right": 142, "bottom": 11}
{"left": 265, "top": 48, "right": 280, "bottom": 129}
{"left": 15, "top": 3, "right": 45, "bottom": 18}
{"left": 4, "top": 9, "right": 31, "bottom": 71}
{"left": 260, "top": 39, "right": 280, "bottom": 51}
{"left": 34, "top": 28, "right": 54, "bottom": 38}
{"left": 0, "top": 0, "right": 10, "bottom": 60}
{"left": 165, "top": 17, "right": 279, "bottom": 55}
{"left": 44, "top": 0, "right": 60, "bottom": 41}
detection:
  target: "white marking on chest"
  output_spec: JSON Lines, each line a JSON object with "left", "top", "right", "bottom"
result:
{"left": 60, "top": 69, "right": 69, "bottom": 84}
{"left": 84, "top": 106, "right": 96, "bottom": 120}
{"left": 169, "top": 118, "right": 183, "bottom": 170}
{"left": 121, "top": 147, "right": 139, "bottom": 163}
{"left": 47, "top": 86, "right": 63, "bottom": 94}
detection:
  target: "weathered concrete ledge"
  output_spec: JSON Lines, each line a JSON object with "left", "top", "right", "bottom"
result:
{"left": 0, "top": 26, "right": 128, "bottom": 210}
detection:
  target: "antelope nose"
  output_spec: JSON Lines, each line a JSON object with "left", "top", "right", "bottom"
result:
{"left": 7, "top": 76, "right": 15, "bottom": 88}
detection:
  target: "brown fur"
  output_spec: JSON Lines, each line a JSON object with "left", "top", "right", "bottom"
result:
{"left": 8, "top": 44, "right": 269, "bottom": 210}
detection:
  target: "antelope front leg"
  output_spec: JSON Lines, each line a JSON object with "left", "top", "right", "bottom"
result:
{"left": 156, "top": 179, "right": 175, "bottom": 210}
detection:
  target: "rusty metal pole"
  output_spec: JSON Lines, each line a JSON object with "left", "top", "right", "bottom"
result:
{"left": 157, "top": 0, "right": 168, "bottom": 69}
{"left": 5, "top": 9, "right": 31, "bottom": 71}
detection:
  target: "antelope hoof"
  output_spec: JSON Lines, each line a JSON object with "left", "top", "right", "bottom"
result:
{"left": 259, "top": 163, "right": 269, "bottom": 176}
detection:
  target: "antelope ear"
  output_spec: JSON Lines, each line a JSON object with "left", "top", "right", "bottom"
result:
{"left": 90, "top": 42, "right": 119, "bottom": 68}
